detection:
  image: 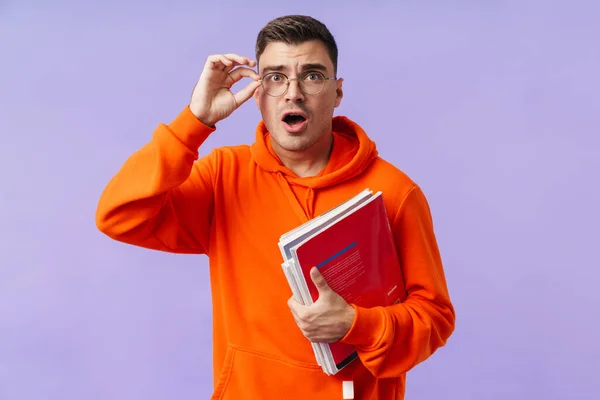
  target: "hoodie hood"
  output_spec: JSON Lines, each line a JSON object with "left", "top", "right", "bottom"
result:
{"left": 250, "top": 116, "right": 378, "bottom": 190}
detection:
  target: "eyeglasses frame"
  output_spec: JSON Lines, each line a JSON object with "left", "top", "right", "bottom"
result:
{"left": 258, "top": 70, "right": 338, "bottom": 97}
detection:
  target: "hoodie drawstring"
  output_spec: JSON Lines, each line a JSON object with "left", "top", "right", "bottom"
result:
{"left": 304, "top": 188, "right": 315, "bottom": 219}
{"left": 275, "top": 172, "right": 311, "bottom": 223}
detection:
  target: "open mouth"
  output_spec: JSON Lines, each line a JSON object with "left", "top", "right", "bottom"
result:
{"left": 283, "top": 113, "right": 307, "bottom": 126}
{"left": 282, "top": 111, "right": 308, "bottom": 133}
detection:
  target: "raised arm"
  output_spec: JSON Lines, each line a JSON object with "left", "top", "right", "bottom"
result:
{"left": 95, "top": 109, "right": 217, "bottom": 254}
{"left": 95, "top": 53, "right": 261, "bottom": 254}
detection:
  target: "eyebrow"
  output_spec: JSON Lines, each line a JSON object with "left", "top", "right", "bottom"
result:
{"left": 261, "top": 63, "right": 329, "bottom": 74}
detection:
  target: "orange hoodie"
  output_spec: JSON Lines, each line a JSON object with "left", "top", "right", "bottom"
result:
{"left": 95, "top": 106, "right": 455, "bottom": 400}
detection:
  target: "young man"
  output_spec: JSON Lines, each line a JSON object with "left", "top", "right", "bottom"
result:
{"left": 96, "top": 15, "right": 455, "bottom": 400}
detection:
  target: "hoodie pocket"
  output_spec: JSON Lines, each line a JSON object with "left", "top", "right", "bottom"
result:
{"left": 211, "top": 345, "right": 342, "bottom": 400}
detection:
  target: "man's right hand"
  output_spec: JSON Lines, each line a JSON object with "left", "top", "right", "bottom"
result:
{"left": 190, "top": 54, "right": 262, "bottom": 127}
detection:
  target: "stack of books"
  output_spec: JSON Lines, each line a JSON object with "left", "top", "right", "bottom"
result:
{"left": 278, "top": 188, "right": 405, "bottom": 375}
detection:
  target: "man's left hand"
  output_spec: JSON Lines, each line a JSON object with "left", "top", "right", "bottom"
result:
{"left": 288, "top": 267, "right": 356, "bottom": 343}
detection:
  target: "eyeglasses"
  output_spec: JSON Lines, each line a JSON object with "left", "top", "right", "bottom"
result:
{"left": 259, "top": 71, "right": 337, "bottom": 97}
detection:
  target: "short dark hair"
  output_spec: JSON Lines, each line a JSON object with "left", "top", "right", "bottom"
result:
{"left": 255, "top": 15, "right": 338, "bottom": 74}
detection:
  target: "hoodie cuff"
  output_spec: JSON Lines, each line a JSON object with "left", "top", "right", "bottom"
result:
{"left": 339, "top": 305, "right": 386, "bottom": 348}
{"left": 166, "top": 106, "right": 216, "bottom": 152}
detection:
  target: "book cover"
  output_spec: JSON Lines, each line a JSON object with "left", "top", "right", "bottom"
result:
{"left": 292, "top": 193, "right": 405, "bottom": 369}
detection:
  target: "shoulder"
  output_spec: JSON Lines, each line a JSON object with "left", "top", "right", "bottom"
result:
{"left": 371, "top": 156, "right": 416, "bottom": 185}
{"left": 191, "top": 144, "right": 253, "bottom": 186}
{"left": 368, "top": 156, "right": 418, "bottom": 194}
{"left": 363, "top": 156, "right": 430, "bottom": 217}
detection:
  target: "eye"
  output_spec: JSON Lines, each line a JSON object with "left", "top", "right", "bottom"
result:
{"left": 266, "top": 73, "right": 284, "bottom": 82}
{"left": 303, "top": 72, "right": 323, "bottom": 81}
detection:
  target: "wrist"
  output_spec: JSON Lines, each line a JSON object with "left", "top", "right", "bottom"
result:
{"left": 344, "top": 304, "right": 356, "bottom": 333}
{"left": 166, "top": 106, "right": 216, "bottom": 151}
{"left": 189, "top": 104, "right": 217, "bottom": 128}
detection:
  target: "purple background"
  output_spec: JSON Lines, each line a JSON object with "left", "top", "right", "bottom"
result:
{"left": 1, "top": 1, "right": 599, "bottom": 399}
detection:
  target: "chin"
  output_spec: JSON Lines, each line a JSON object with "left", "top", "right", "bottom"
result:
{"left": 271, "top": 131, "right": 318, "bottom": 152}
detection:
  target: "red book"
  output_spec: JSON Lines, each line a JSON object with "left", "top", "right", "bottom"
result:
{"left": 279, "top": 189, "right": 405, "bottom": 375}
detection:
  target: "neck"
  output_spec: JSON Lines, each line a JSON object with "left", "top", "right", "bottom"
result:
{"left": 273, "top": 132, "right": 334, "bottom": 178}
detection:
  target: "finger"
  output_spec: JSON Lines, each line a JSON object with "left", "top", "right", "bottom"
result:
{"left": 206, "top": 54, "right": 252, "bottom": 71}
{"left": 310, "top": 267, "right": 331, "bottom": 294}
{"left": 233, "top": 80, "right": 261, "bottom": 107}
{"left": 204, "top": 55, "right": 232, "bottom": 73}
{"left": 222, "top": 53, "right": 256, "bottom": 68}
{"left": 287, "top": 296, "right": 296, "bottom": 309}
{"left": 207, "top": 54, "right": 233, "bottom": 66}
{"left": 288, "top": 296, "right": 302, "bottom": 316}
{"left": 222, "top": 58, "right": 255, "bottom": 74}
{"left": 206, "top": 54, "right": 256, "bottom": 73}
{"left": 288, "top": 298, "right": 310, "bottom": 321}
{"left": 228, "top": 67, "right": 260, "bottom": 83}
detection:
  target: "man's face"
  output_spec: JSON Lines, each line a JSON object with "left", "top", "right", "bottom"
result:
{"left": 254, "top": 40, "right": 343, "bottom": 153}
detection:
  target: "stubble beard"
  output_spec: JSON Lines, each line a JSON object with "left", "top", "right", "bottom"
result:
{"left": 271, "top": 122, "right": 325, "bottom": 153}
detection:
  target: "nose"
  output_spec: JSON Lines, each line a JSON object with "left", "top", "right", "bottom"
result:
{"left": 284, "top": 78, "right": 305, "bottom": 102}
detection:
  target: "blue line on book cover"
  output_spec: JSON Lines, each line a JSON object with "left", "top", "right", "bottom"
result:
{"left": 316, "top": 242, "right": 357, "bottom": 269}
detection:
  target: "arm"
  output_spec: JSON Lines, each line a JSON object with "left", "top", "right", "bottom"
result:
{"left": 339, "top": 185, "right": 456, "bottom": 377}
{"left": 95, "top": 106, "right": 217, "bottom": 254}
{"left": 96, "top": 53, "right": 261, "bottom": 254}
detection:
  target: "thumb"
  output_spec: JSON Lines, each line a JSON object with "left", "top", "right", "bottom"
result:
{"left": 310, "top": 267, "right": 330, "bottom": 293}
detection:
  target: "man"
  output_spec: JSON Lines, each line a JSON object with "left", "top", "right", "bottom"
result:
{"left": 96, "top": 15, "right": 455, "bottom": 400}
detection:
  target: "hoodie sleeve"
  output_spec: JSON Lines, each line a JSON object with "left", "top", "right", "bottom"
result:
{"left": 339, "top": 185, "right": 456, "bottom": 378}
{"left": 95, "top": 106, "right": 217, "bottom": 254}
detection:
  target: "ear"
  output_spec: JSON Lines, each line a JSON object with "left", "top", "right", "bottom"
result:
{"left": 253, "top": 84, "right": 261, "bottom": 108}
{"left": 334, "top": 78, "right": 344, "bottom": 108}
{"left": 253, "top": 61, "right": 262, "bottom": 108}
